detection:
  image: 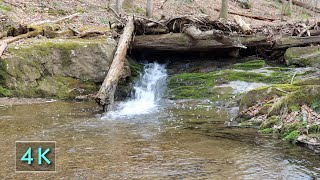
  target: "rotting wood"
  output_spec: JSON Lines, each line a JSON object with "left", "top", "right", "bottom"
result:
{"left": 2, "top": 27, "right": 42, "bottom": 44}
{"left": 132, "top": 33, "right": 265, "bottom": 51}
{"left": 234, "top": 15, "right": 252, "bottom": 35}
{"left": 31, "top": 13, "right": 81, "bottom": 26}
{"left": 95, "top": 16, "right": 135, "bottom": 111}
{"left": 183, "top": 26, "right": 213, "bottom": 40}
{"left": 0, "top": 27, "right": 42, "bottom": 58}
{"left": 132, "top": 33, "right": 320, "bottom": 51}
{"left": 298, "top": 23, "right": 316, "bottom": 37}
{"left": 183, "top": 25, "right": 247, "bottom": 48}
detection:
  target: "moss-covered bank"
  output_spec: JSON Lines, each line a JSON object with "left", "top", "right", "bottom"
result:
{"left": 0, "top": 38, "right": 141, "bottom": 100}
{"left": 167, "top": 59, "right": 320, "bottom": 151}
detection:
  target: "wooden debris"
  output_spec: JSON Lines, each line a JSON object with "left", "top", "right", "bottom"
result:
{"left": 298, "top": 23, "right": 316, "bottom": 37}
{"left": 31, "top": 13, "right": 81, "bottom": 26}
{"left": 234, "top": 15, "right": 252, "bottom": 35}
{"left": 183, "top": 26, "right": 213, "bottom": 40}
{"left": 95, "top": 16, "right": 135, "bottom": 111}
{"left": 2, "top": 27, "right": 42, "bottom": 44}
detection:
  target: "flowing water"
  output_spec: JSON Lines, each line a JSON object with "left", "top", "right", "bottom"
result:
{"left": 0, "top": 63, "right": 319, "bottom": 179}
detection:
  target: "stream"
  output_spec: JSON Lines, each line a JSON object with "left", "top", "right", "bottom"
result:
{"left": 0, "top": 63, "right": 319, "bottom": 179}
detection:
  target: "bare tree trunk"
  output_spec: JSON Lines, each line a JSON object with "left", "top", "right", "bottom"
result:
{"left": 219, "top": 0, "right": 229, "bottom": 19}
{"left": 146, "top": 0, "right": 154, "bottom": 18}
{"left": 95, "top": 17, "right": 135, "bottom": 111}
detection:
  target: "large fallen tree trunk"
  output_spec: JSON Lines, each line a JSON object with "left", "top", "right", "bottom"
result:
{"left": 95, "top": 17, "right": 134, "bottom": 111}
{"left": 131, "top": 33, "right": 320, "bottom": 51}
{"left": 132, "top": 33, "right": 269, "bottom": 51}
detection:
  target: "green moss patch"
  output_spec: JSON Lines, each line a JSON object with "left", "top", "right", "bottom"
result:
{"left": 0, "top": 86, "right": 12, "bottom": 97}
{"left": 283, "top": 130, "right": 300, "bottom": 143}
{"left": 167, "top": 68, "right": 294, "bottom": 100}
{"left": 261, "top": 128, "right": 273, "bottom": 134}
{"left": 233, "top": 60, "right": 266, "bottom": 70}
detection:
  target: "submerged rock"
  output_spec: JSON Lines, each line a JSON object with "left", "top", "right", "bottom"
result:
{"left": 285, "top": 46, "right": 320, "bottom": 68}
{"left": 0, "top": 38, "right": 117, "bottom": 99}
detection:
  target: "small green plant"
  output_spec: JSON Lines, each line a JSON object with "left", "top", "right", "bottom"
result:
{"left": 283, "top": 130, "right": 299, "bottom": 143}
{"left": 261, "top": 128, "right": 273, "bottom": 134}
{"left": 0, "top": 87, "right": 12, "bottom": 97}
{"left": 311, "top": 99, "right": 320, "bottom": 113}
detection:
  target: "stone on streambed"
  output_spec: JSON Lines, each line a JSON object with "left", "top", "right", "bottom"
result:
{"left": 0, "top": 38, "right": 117, "bottom": 99}
{"left": 285, "top": 46, "right": 320, "bottom": 68}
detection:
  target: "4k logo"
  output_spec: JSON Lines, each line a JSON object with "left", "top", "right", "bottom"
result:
{"left": 16, "top": 141, "right": 56, "bottom": 172}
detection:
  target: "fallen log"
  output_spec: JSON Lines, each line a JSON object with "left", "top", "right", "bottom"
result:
{"left": 183, "top": 26, "right": 213, "bottom": 40}
{"left": 132, "top": 33, "right": 320, "bottom": 51}
{"left": 298, "top": 22, "right": 316, "bottom": 37}
{"left": 132, "top": 33, "right": 268, "bottom": 51}
{"left": 309, "top": 30, "right": 320, "bottom": 36}
{"left": 95, "top": 16, "right": 135, "bottom": 111}
{"left": 234, "top": 15, "right": 252, "bottom": 35}
{"left": 275, "top": 35, "right": 320, "bottom": 48}
{"left": 2, "top": 26, "right": 42, "bottom": 44}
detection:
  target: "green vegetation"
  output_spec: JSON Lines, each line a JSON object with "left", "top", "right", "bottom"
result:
{"left": 233, "top": 60, "right": 266, "bottom": 70}
{"left": 0, "top": 4, "right": 11, "bottom": 11}
{"left": 0, "top": 87, "right": 12, "bottom": 97}
{"left": 261, "top": 128, "right": 273, "bottom": 134}
{"left": 260, "top": 116, "right": 281, "bottom": 129}
{"left": 283, "top": 130, "right": 299, "bottom": 143}
{"left": 168, "top": 68, "right": 295, "bottom": 100}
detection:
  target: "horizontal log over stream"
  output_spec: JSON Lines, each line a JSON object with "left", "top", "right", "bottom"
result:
{"left": 131, "top": 33, "right": 320, "bottom": 51}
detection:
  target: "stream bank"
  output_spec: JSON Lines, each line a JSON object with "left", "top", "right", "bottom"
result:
{"left": 165, "top": 54, "right": 320, "bottom": 153}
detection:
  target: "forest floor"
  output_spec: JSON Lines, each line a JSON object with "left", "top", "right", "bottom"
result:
{"left": 1, "top": 0, "right": 320, "bottom": 30}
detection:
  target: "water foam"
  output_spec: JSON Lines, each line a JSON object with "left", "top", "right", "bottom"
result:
{"left": 104, "top": 62, "right": 167, "bottom": 118}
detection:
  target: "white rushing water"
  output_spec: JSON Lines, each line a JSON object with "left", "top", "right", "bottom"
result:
{"left": 105, "top": 62, "right": 167, "bottom": 118}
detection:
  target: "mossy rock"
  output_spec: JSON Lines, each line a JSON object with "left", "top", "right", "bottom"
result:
{"left": 167, "top": 69, "right": 294, "bottom": 100}
{"left": 233, "top": 60, "right": 266, "bottom": 70}
{"left": 239, "top": 84, "right": 300, "bottom": 112}
{"left": 269, "top": 85, "right": 320, "bottom": 115}
{"left": 1, "top": 38, "right": 117, "bottom": 99}
{"left": 285, "top": 46, "right": 320, "bottom": 68}
{"left": 294, "top": 71, "right": 320, "bottom": 86}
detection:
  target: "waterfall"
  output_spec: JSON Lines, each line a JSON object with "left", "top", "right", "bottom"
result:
{"left": 106, "top": 62, "right": 167, "bottom": 117}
